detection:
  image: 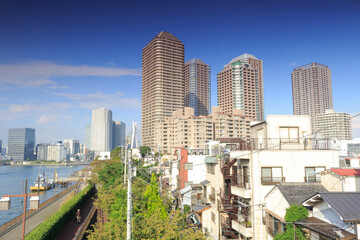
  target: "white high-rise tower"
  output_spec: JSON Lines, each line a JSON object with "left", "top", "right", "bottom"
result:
{"left": 91, "top": 108, "right": 112, "bottom": 156}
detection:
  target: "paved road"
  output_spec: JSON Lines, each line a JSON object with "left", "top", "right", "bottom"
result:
{"left": 0, "top": 185, "right": 80, "bottom": 240}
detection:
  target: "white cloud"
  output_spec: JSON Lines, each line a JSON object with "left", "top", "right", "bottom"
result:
{"left": 0, "top": 60, "right": 141, "bottom": 88}
{"left": 53, "top": 91, "right": 140, "bottom": 109}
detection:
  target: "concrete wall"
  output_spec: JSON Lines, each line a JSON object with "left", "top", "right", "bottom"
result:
{"left": 265, "top": 188, "right": 289, "bottom": 220}
{"left": 188, "top": 155, "right": 207, "bottom": 184}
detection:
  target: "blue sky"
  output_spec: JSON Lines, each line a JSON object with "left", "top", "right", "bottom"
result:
{"left": 0, "top": 0, "right": 359, "bottom": 145}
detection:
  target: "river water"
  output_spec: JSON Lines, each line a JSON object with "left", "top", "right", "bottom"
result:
{"left": 0, "top": 165, "right": 86, "bottom": 226}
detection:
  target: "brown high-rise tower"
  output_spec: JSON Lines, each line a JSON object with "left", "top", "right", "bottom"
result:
{"left": 217, "top": 54, "right": 264, "bottom": 121}
{"left": 185, "top": 58, "right": 211, "bottom": 116}
{"left": 292, "top": 62, "right": 333, "bottom": 132}
{"left": 141, "top": 32, "right": 185, "bottom": 148}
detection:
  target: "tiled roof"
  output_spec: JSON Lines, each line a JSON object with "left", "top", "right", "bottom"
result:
{"left": 277, "top": 182, "right": 327, "bottom": 205}
{"left": 330, "top": 168, "right": 360, "bottom": 176}
{"left": 297, "top": 217, "right": 355, "bottom": 239}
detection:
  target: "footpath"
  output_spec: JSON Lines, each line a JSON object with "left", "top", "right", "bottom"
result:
{"left": 0, "top": 184, "right": 80, "bottom": 240}
{"left": 54, "top": 196, "right": 95, "bottom": 240}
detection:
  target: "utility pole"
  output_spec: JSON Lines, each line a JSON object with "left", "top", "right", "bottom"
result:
{"left": 124, "top": 147, "right": 128, "bottom": 189}
{"left": 158, "top": 145, "right": 162, "bottom": 196}
{"left": 126, "top": 149, "right": 132, "bottom": 240}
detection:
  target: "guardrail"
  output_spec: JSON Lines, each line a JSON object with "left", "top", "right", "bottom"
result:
{"left": 74, "top": 205, "right": 97, "bottom": 240}
{"left": 0, "top": 183, "right": 79, "bottom": 234}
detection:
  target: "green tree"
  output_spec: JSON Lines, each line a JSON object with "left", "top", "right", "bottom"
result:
{"left": 139, "top": 146, "right": 151, "bottom": 157}
{"left": 144, "top": 173, "right": 168, "bottom": 219}
{"left": 274, "top": 205, "right": 309, "bottom": 240}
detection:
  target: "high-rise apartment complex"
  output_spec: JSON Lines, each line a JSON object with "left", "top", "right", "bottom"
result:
{"left": 185, "top": 58, "right": 211, "bottom": 116}
{"left": 141, "top": 31, "right": 185, "bottom": 148}
{"left": 292, "top": 62, "right": 333, "bottom": 132}
{"left": 315, "top": 109, "right": 352, "bottom": 140}
{"left": 112, "top": 121, "right": 126, "bottom": 149}
{"left": 63, "top": 139, "right": 80, "bottom": 156}
{"left": 8, "top": 128, "right": 35, "bottom": 161}
{"left": 47, "top": 141, "right": 67, "bottom": 162}
{"left": 36, "top": 143, "right": 49, "bottom": 161}
{"left": 217, "top": 53, "right": 264, "bottom": 121}
{"left": 91, "top": 108, "right": 113, "bottom": 156}
{"left": 154, "top": 107, "right": 251, "bottom": 154}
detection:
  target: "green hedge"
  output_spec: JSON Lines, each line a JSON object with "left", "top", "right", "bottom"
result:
{"left": 25, "top": 184, "right": 94, "bottom": 240}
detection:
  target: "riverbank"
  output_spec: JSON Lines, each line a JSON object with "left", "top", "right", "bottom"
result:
{"left": 7, "top": 161, "right": 91, "bottom": 166}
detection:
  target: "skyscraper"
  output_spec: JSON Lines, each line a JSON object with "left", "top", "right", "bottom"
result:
{"left": 8, "top": 128, "right": 35, "bottom": 162}
{"left": 91, "top": 108, "right": 112, "bottom": 156}
{"left": 141, "top": 31, "right": 185, "bottom": 148}
{"left": 217, "top": 53, "right": 264, "bottom": 121}
{"left": 185, "top": 58, "right": 211, "bottom": 116}
{"left": 85, "top": 123, "right": 91, "bottom": 150}
{"left": 315, "top": 109, "right": 352, "bottom": 140}
{"left": 292, "top": 62, "right": 333, "bottom": 132}
{"left": 112, "top": 121, "right": 126, "bottom": 149}
{"left": 36, "top": 143, "right": 49, "bottom": 161}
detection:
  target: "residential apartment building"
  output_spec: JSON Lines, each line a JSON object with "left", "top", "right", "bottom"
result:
{"left": 315, "top": 109, "right": 352, "bottom": 140}
{"left": 292, "top": 62, "right": 333, "bottom": 132}
{"left": 85, "top": 123, "right": 91, "bottom": 150}
{"left": 217, "top": 53, "right": 264, "bottom": 121}
{"left": 36, "top": 143, "right": 49, "bottom": 161}
{"left": 63, "top": 139, "right": 80, "bottom": 157}
{"left": 91, "top": 108, "right": 113, "bottom": 157}
{"left": 185, "top": 58, "right": 211, "bottom": 116}
{"left": 201, "top": 115, "right": 340, "bottom": 240}
{"left": 154, "top": 106, "right": 251, "bottom": 154}
{"left": 141, "top": 31, "right": 185, "bottom": 148}
{"left": 47, "top": 141, "right": 67, "bottom": 162}
{"left": 8, "top": 128, "right": 35, "bottom": 162}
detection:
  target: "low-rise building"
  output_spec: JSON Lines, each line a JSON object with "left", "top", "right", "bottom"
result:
{"left": 320, "top": 168, "right": 360, "bottom": 191}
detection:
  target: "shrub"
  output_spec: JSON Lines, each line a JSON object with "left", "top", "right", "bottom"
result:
{"left": 25, "top": 184, "right": 94, "bottom": 240}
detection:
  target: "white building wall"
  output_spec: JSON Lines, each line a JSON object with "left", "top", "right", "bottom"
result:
{"left": 91, "top": 108, "right": 112, "bottom": 156}
{"left": 188, "top": 155, "right": 207, "bottom": 184}
{"left": 265, "top": 188, "right": 289, "bottom": 220}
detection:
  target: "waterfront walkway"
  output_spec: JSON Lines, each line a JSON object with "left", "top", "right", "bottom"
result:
{"left": 54, "top": 196, "right": 95, "bottom": 240}
{"left": 0, "top": 184, "right": 81, "bottom": 240}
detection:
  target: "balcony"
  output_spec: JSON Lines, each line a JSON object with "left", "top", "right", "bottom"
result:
{"left": 231, "top": 182, "right": 251, "bottom": 199}
{"left": 232, "top": 220, "right": 253, "bottom": 238}
{"left": 225, "top": 138, "right": 335, "bottom": 151}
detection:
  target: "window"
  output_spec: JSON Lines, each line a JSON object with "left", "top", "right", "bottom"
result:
{"left": 207, "top": 163, "right": 215, "bottom": 174}
{"left": 184, "top": 163, "right": 193, "bottom": 170}
{"left": 305, "top": 167, "right": 325, "bottom": 182}
{"left": 261, "top": 167, "right": 283, "bottom": 184}
{"left": 211, "top": 212, "right": 216, "bottom": 223}
{"left": 184, "top": 181, "right": 193, "bottom": 187}
{"left": 279, "top": 127, "right": 299, "bottom": 142}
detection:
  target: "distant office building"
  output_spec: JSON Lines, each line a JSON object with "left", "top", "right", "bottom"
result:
{"left": 91, "top": 108, "right": 112, "bottom": 156}
{"left": 1, "top": 146, "right": 6, "bottom": 156}
{"left": 217, "top": 53, "right": 264, "bottom": 121}
{"left": 0, "top": 140, "right": 2, "bottom": 156}
{"left": 185, "top": 58, "right": 211, "bottom": 116}
{"left": 47, "top": 141, "right": 67, "bottom": 162}
{"left": 112, "top": 121, "right": 126, "bottom": 149}
{"left": 142, "top": 31, "right": 185, "bottom": 148}
{"left": 80, "top": 143, "right": 85, "bottom": 154}
{"left": 8, "top": 128, "right": 35, "bottom": 161}
{"left": 154, "top": 107, "right": 251, "bottom": 154}
{"left": 292, "top": 62, "right": 333, "bottom": 132}
{"left": 63, "top": 139, "right": 80, "bottom": 156}
{"left": 315, "top": 109, "right": 352, "bottom": 140}
{"left": 85, "top": 124, "right": 91, "bottom": 150}
{"left": 36, "top": 143, "right": 49, "bottom": 161}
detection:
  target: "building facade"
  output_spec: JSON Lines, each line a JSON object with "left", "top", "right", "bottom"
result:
{"left": 185, "top": 58, "right": 211, "bottom": 116}
{"left": 141, "top": 31, "right": 185, "bottom": 148}
{"left": 315, "top": 109, "right": 352, "bottom": 140}
{"left": 47, "top": 141, "right": 67, "bottom": 162}
{"left": 292, "top": 62, "right": 333, "bottom": 132}
{"left": 85, "top": 123, "right": 91, "bottom": 150}
{"left": 154, "top": 106, "right": 251, "bottom": 154}
{"left": 112, "top": 121, "right": 126, "bottom": 149}
{"left": 217, "top": 53, "right": 264, "bottom": 121}
{"left": 63, "top": 139, "right": 80, "bottom": 157}
{"left": 36, "top": 143, "right": 49, "bottom": 161}
{"left": 0, "top": 140, "right": 2, "bottom": 156}
{"left": 8, "top": 128, "right": 35, "bottom": 162}
{"left": 91, "top": 108, "right": 113, "bottom": 156}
